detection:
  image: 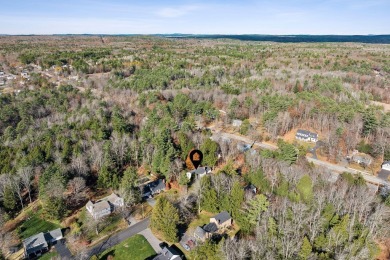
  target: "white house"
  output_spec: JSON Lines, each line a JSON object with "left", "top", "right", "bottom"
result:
{"left": 295, "top": 129, "right": 318, "bottom": 142}
{"left": 186, "top": 166, "right": 212, "bottom": 180}
{"left": 86, "top": 193, "right": 124, "bottom": 219}
{"left": 232, "top": 119, "right": 243, "bottom": 127}
{"left": 382, "top": 161, "right": 390, "bottom": 171}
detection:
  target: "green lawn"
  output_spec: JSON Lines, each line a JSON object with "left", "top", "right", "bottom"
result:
{"left": 39, "top": 252, "right": 58, "bottom": 260}
{"left": 98, "top": 234, "right": 156, "bottom": 260}
{"left": 19, "top": 215, "right": 61, "bottom": 239}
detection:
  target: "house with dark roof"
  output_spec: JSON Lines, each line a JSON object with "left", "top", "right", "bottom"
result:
{"left": 210, "top": 211, "right": 232, "bottom": 229}
{"left": 295, "top": 129, "right": 318, "bottom": 142}
{"left": 141, "top": 179, "right": 166, "bottom": 198}
{"left": 86, "top": 193, "right": 124, "bottom": 219}
{"left": 23, "top": 228, "right": 63, "bottom": 259}
{"left": 153, "top": 245, "right": 182, "bottom": 260}
{"left": 193, "top": 211, "right": 233, "bottom": 242}
{"left": 186, "top": 166, "right": 212, "bottom": 180}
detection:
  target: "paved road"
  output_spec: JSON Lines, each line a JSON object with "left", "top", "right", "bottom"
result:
{"left": 307, "top": 157, "right": 388, "bottom": 186}
{"left": 87, "top": 217, "right": 150, "bottom": 258}
{"left": 211, "top": 130, "right": 389, "bottom": 186}
{"left": 211, "top": 130, "right": 278, "bottom": 151}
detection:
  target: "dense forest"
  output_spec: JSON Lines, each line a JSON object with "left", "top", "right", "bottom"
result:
{"left": 0, "top": 36, "right": 389, "bottom": 259}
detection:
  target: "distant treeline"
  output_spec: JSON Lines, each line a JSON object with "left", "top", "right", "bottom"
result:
{"left": 163, "top": 34, "right": 390, "bottom": 44}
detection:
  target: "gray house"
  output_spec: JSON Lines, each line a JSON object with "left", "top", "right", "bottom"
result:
{"left": 86, "top": 193, "right": 124, "bottom": 219}
{"left": 352, "top": 154, "right": 373, "bottom": 166}
{"left": 23, "top": 228, "right": 63, "bottom": 259}
{"left": 295, "top": 129, "right": 318, "bottom": 142}
{"left": 186, "top": 166, "right": 212, "bottom": 180}
{"left": 153, "top": 245, "right": 182, "bottom": 260}
{"left": 141, "top": 179, "right": 166, "bottom": 198}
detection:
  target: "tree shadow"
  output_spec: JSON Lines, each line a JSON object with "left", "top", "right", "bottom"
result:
{"left": 99, "top": 249, "right": 116, "bottom": 260}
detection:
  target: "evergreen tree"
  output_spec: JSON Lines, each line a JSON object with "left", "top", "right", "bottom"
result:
{"left": 44, "top": 197, "right": 67, "bottom": 220}
{"left": 200, "top": 176, "right": 218, "bottom": 212}
{"left": 276, "top": 139, "right": 298, "bottom": 165}
{"left": 229, "top": 181, "right": 245, "bottom": 219}
{"left": 247, "top": 194, "right": 269, "bottom": 225}
{"left": 201, "top": 139, "right": 219, "bottom": 167}
{"left": 362, "top": 110, "right": 378, "bottom": 136}
{"left": 299, "top": 236, "right": 312, "bottom": 260}
{"left": 3, "top": 186, "right": 16, "bottom": 211}
{"left": 150, "top": 197, "right": 180, "bottom": 243}
{"left": 297, "top": 175, "right": 313, "bottom": 203}
{"left": 120, "top": 167, "right": 140, "bottom": 206}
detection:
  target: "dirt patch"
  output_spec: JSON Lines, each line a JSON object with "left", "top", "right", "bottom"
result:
{"left": 370, "top": 101, "right": 390, "bottom": 112}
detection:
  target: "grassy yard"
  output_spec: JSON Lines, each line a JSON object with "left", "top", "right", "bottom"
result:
{"left": 19, "top": 215, "right": 61, "bottom": 239}
{"left": 98, "top": 234, "right": 156, "bottom": 260}
{"left": 188, "top": 211, "right": 213, "bottom": 230}
{"left": 39, "top": 251, "right": 58, "bottom": 260}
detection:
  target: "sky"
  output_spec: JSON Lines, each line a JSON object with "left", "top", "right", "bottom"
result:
{"left": 1, "top": 0, "right": 389, "bottom": 35}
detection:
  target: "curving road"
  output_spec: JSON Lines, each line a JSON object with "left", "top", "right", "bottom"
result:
{"left": 87, "top": 217, "right": 150, "bottom": 258}
{"left": 211, "top": 129, "right": 388, "bottom": 186}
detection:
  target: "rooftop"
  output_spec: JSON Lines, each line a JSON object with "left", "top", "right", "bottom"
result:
{"left": 23, "top": 233, "right": 48, "bottom": 255}
{"left": 203, "top": 222, "right": 218, "bottom": 233}
{"left": 213, "top": 211, "right": 231, "bottom": 224}
{"left": 194, "top": 226, "right": 206, "bottom": 238}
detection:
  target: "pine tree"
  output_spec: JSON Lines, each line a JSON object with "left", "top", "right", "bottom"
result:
{"left": 299, "top": 236, "right": 312, "bottom": 260}
{"left": 201, "top": 139, "right": 219, "bottom": 167}
{"left": 247, "top": 194, "right": 269, "bottom": 225}
{"left": 200, "top": 176, "right": 218, "bottom": 212}
{"left": 3, "top": 186, "right": 16, "bottom": 211}
{"left": 120, "top": 167, "right": 140, "bottom": 206}
{"left": 297, "top": 175, "right": 313, "bottom": 203}
{"left": 150, "top": 197, "right": 180, "bottom": 243}
{"left": 229, "top": 181, "right": 244, "bottom": 219}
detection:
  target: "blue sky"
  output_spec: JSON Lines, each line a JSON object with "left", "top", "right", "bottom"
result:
{"left": 1, "top": 0, "right": 389, "bottom": 35}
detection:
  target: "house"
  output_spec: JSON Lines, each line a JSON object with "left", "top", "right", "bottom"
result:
{"left": 21, "top": 71, "right": 29, "bottom": 79}
{"left": 86, "top": 193, "right": 124, "bottom": 219}
{"left": 352, "top": 154, "right": 373, "bottom": 166}
{"left": 210, "top": 211, "right": 232, "bottom": 229}
{"left": 194, "top": 226, "right": 208, "bottom": 242}
{"left": 0, "top": 71, "right": 4, "bottom": 76}
{"left": 232, "top": 119, "right": 243, "bottom": 127}
{"left": 153, "top": 245, "right": 182, "bottom": 260}
{"left": 141, "top": 179, "right": 166, "bottom": 198}
{"left": 382, "top": 161, "right": 390, "bottom": 171}
{"left": 237, "top": 143, "right": 251, "bottom": 152}
{"left": 295, "top": 129, "right": 318, "bottom": 142}
{"left": 0, "top": 80, "right": 5, "bottom": 86}
{"left": 245, "top": 184, "right": 257, "bottom": 194}
{"left": 186, "top": 166, "right": 212, "bottom": 180}
{"left": 23, "top": 228, "right": 62, "bottom": 259}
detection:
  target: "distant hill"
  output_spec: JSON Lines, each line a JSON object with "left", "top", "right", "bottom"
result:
{"left": 160, "top": 34, "right": 390, "bottom": 44}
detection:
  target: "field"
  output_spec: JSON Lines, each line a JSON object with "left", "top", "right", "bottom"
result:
{"left": 98, "top": 234, "right": 156, "bottom": 260}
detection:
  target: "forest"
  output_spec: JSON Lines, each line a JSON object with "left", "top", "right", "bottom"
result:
{"left": 0, "top": 36, "right": 389, "bottom": 260}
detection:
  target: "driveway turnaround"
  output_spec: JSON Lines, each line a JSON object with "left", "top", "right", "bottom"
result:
{"left": 138, "top": 228, "right": 163, "bottom": 253}
{"left": 54, "top": 240, "right": 72, "bottom": 260}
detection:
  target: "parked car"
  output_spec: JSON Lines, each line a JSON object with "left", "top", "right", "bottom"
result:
{"left": 183, "top": 244, "right": 190, "bottom": 251}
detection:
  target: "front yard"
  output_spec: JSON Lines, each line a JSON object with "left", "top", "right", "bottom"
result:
{"left": 98, "top": 234, "right": 156, "bottom": 260}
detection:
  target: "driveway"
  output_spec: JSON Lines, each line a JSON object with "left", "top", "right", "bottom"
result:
{"left": 87, "top": 217, "right": 150, "bottom": 258}
{"left": 54, "top": 240, "right": 72, "bottom": 260}
{"left": 138, "top": 228, "right": 163, "bottom": 253}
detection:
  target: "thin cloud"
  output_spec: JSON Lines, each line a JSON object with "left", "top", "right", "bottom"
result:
{"left": 156, "top": 5, "right": 200, "bottom": 18}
